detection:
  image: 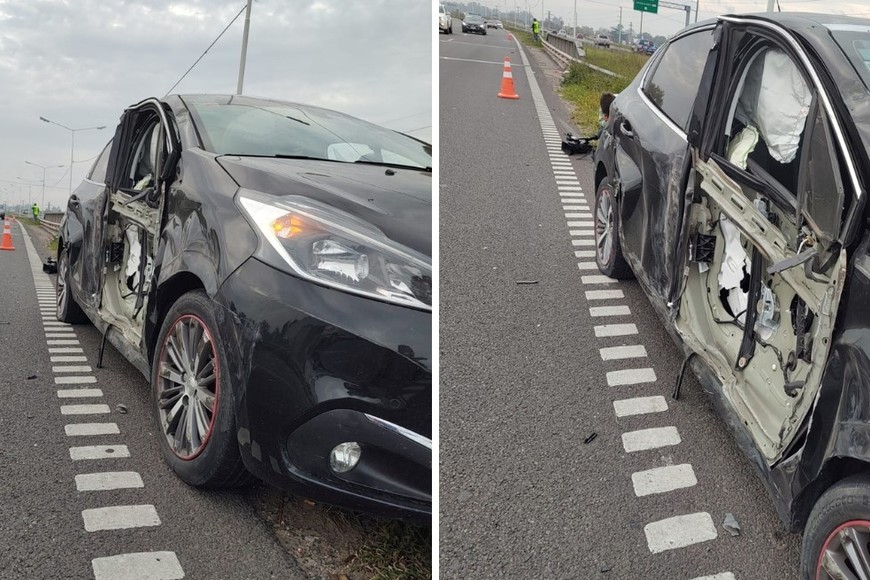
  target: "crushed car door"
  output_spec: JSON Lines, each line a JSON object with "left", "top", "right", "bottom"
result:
{"left": 100, "top": 99, "right": 178, "bottom": 348}
{"left": 675, "top": 29, "right": 857, "bottom": 463}
{"left": 612, "top": 27, "right": 714, "bottom": 303}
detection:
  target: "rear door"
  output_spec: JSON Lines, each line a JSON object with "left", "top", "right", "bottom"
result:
{"left": 612, "top": 27, "right": 714, "bottom": 303}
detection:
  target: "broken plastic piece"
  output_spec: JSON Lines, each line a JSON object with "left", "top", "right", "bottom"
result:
{"left": 723, "top": 512, "right": 741, "bottom": 536}
{"left": 584, "top": 432, "right": 597, "bottom": 444}
{"left": 690, "top": 233, "right": 716, "bottom": 263}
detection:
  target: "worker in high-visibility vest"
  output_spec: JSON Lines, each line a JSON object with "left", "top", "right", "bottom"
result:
{"left": 32, "top": 202, "right": 39, "bottom": 221}
{"left": 532, "top": 18, "right": 540, "bottom": 41}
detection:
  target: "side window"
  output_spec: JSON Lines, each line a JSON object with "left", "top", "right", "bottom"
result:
{"left": 127, "top": 122, "right": 161, "bottom": 191}
{"left": 799, "top": 104, "right": 844, "bottom": 242}
{"left": 87, "top": 140, "right": 113, "bottom": 184}
{"left": 643, "top": 30, "right": 713, "bottom": 130}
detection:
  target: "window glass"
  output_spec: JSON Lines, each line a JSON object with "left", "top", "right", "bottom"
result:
{"left": 87, "top": 140, "right": 113, "bottom": 184}
{"left": 643, "top": 30, "right": 714, "bottom": 130}
{"left": 801, "top": 106, "right": 844, "bottom": 241}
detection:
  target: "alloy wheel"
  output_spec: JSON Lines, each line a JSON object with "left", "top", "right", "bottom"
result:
{"left": 156, "top": 314, "right": 219, "bottom": 460}
{"left": 56, "top": 251, "right": 68, "bottom": 315}
{"left": 817, "top": 520, "right": 870, "bottom": 579}
{"left": 596, "top": 189, "right": 614, "bottom": 266}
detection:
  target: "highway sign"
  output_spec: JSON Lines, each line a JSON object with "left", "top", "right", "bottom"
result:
{"left": 634, "top": 0, "right": 659, "bottom": 13}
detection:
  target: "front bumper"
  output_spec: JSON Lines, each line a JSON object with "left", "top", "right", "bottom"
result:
{"left": 439, "top": 18, "right": 451, "bottom": 31}
{"left": 215, "top": 257, "right": 432, "bottom": 522}
{"left": 463, "top": 25, "right": 484, "bottom": 33}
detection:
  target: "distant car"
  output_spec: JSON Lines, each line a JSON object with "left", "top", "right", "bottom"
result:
{"left": 486, "top": 19, "right": 503, "bottom": 29}
{"left": 635, "top": 39, "right": 656, "bottom": 54}
{"left": 595, "top": 34, "right": 611, "bottom": 47}
{"left": 462, "top": 14, "right": 486, "bottom": 35}
{"left": 58, "top": 94, "right": 432, "bottom": 522}
{"left": 438, "top": 4, "right": 452, "bottom": 34}
{"left": 594, "top": 13, "right": 870, "bottom": 576}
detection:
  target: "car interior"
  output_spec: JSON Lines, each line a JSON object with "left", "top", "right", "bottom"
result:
{"left": 674, "top": 39, "right": 847, "bottom": 463}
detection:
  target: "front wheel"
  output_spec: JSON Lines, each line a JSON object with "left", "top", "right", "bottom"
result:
{"left": 801, "top": 475, "right": 870, "bottom": 579}
{"left": 594, "top": 181, "right": 633, "bottom": 279}
{"left": 151, "top": 290, "right": 250, "bottom": 488}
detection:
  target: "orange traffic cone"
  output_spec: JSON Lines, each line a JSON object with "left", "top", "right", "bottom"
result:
{"left": 498, "top": 57, "right": 519, "bottom": 99}
{"left": 507, "top": 32, "right": 514, "bottom": 40}
{"left": 0, "top": 220, "right": 14, "bottom": 251}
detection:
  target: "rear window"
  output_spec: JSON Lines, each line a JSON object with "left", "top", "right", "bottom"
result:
{"left": 829, "top": 24, "right": 870, "bottom": 90}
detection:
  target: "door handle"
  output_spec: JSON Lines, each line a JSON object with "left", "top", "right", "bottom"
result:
{"left": 620, "top": 120, "right": 634, "bottom": 138}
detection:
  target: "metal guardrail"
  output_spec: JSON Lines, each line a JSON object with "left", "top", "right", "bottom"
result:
{"left": 543, "top": 31, "right": 586, "bottom": 62}
{"left": 39, "top": 217, "right": 60, "bottom": 234}
{"left": 42, "top": 212, "right": 63, "bottom": 224}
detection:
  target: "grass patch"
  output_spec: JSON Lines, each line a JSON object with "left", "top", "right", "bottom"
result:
{"left": 582, "top": 46, "right": 649, "bottom": 79}
{"left": 504, "top": 23, "right": 539, "bottom": 48}
{"left": 351, "top": 521, "right": 431, "bottom": 580}
{"left": 48, "top": 236, "right": 58, "bottom": 253}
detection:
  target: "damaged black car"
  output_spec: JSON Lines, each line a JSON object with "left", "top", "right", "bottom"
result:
{"left": 594, "top": 13, "right": 870, "bottom": 578}
{"left": 57, "top": 94, "right": 432, "bottom": 521}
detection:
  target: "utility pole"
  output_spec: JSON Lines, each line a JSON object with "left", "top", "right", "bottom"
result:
{"left": 619, "top": 7, "right": 623, "bottom": 43}
{"left": 766, "top": 0, "right": 775, "bottom": 11}
{"left": 640, "top": 10, "right": 643, "bottom": 38}
{"left": 695, "top": 0, "right": 699, "bottom": 22}
{"left": 574, "top": 0, "right": 577, "bottom": 36}
{"left": 236, "top": 0, "right": 253, "bottom": 95}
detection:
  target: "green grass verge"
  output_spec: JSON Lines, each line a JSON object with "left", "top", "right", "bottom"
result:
{"left": 560, "top": 50, "right": 646, "bottom": 135}
{"left": 504, "top": 23, "right": 539, "bottom": 47}
{"left": 351, "top": 521, "right": 431, "bottom": 580}
{"left": 48, "top": 236, "right": 58, "bottom": 253}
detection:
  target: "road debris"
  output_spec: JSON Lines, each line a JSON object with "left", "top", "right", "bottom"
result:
{"left": 26, "top": 374, "right": 37, "bottom": 380}
{"left": 584, "top": 432, "right": 598, "bottom": 444}
{"left": 723, "top": 512, "right": 741, "bottom": 536}
{"left": 516, "top": 280, "right": 539, "bottom": 285}
{"left": 115, "top": 404, "right": 128, "bottom": 414}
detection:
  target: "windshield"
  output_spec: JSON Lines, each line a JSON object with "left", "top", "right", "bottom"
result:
{"left": 186, "top": 99, "right": 431, "bottom": 170}
{"left": 830, "top": 25, "right": 870, "bottom": 90}
{"left": 466, "top": 15, "right": 483, "bottom": 23}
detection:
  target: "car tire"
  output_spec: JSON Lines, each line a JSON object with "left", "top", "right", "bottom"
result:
{"left": 801, "top": 474, "right": 870, "bottom": 579}
{"left": 56, "top": 245, "right": 88, "bottom": 324}
{"left": 151, "top": 290, "right": 250, "bottom": 489}
{"left": 594, "top": 180, "right": 633, "bottom": 279}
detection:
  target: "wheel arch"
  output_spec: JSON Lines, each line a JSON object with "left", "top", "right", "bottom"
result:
{"left": 146, "top": 271, "right": 206, "bottom": 364}
{"left": 791, "top": 456, "right": 870, "bottom": 532}
{"left": 595, "top": 161, "right": 608, "bottom": 192}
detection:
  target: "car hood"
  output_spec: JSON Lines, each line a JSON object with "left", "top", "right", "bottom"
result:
{"left": 217, "top": 156, "right": 432, "bottom": 257}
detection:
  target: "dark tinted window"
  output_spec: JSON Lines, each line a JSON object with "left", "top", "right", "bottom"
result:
{"left": 800, "top": 105, "right": 844, "bottom": 242}
{"left": 643, "top": 30, "right": 714, "bottom": 130}
{"left": 87, "top": 140, "right": 113, "bottom": 184}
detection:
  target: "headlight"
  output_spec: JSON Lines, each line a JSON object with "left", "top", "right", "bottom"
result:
{"left": 237, "top": 191, "right": 432, "bottom": 310}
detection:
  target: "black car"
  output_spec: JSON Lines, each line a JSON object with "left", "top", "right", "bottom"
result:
{"left": 57, "top": 94, "right": 432, "bottom": 522}
{"left": 462, "top": 14, "right": 486, "bottom": 35}
{"left": 594, "top": 13, "right": 870, "bottom": 578}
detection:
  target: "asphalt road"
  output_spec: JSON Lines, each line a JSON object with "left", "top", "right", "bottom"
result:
{"left": 0, "top": 220, "right": 303, "bottom": 579}
{"left": 438, "top": 24, "right": 801, "bottom": 579}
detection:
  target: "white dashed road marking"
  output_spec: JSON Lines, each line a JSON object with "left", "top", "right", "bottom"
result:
{"left": 57, "top": 389, "right": 104, "bottom": 398}
{"left": 91, "top": 552, "right": 185, "bottom": 580}
{"left": 69, "top": 445, "right": 131, "bottom": 460}
{"left": 76, "top": 472, "right": 145, "bottom": 492}
{"left": 82, "top": 505, "right": 161, "bottom": 531}
{"left": 594, "top": 324, "right": 638, "bottom": 337}
{"left": 606, "top": 368, "right": 657, "bottom": 386}
{"left": 644, "top": 513, "right": 718, "bottom": 553}
{"left": 65, "top": 423, "right": 121, "bottom": 436}
{"left": 631, "top": 464, "right": 698, "bottom": 497}
{"left": 599, "top": 345, "right": 647, "bottom": 360}
{"left": 61, "top": 404, "right": 111, "bottom": 415}
{"left": 622, "top": 427, "right": 681, "bottom": 452}
{"left": 613, "top": 396, "right": 669, "bottom": 417}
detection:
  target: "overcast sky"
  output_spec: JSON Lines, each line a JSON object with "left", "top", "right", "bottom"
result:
{"left": 0, "top": 0, "right": 432, "bottom": 210}
{"left": 516, "top": 0, "right": 869, "bottom": 39}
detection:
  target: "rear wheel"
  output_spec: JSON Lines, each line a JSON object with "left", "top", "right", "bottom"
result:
{"left": 594, "top": 181, "right": 633, "bottom": 279}
{"left": 802, "top": 475, "right": 870, "bottom": 579}
{"left": 56, "top": 246, "right": 87, "bottom": 323}
{"left": 152, "top": 290, "right": 249, "bottom": 488}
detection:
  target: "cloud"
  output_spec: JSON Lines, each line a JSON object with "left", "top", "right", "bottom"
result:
{"left": 0, "top": 0, "right": 432, "bottom": 209}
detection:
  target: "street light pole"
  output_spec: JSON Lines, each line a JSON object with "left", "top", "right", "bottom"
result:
{"left": 25, "top": 160, "right": 64, "bottom": 209}
{"left": 39, "top": 117, "right": 106, "bottom": 197}
{"left": 236, "top": 0, "right": 254, "bottom": 95}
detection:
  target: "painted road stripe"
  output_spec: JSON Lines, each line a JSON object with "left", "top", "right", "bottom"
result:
{"left": 53, "top": 365, "right": 93, "bottom": 373}
{"left": 82, "top": 505, "right": 160, "bottom": 531}
{"left": 65, "top": 423, "right": 120, "bottom": 436}
{"left": 622, "top": 426, "right": 681, "bottom": 452}
{"left": 575, "top": 250, "right": 596, "bottom": 258}
{"left": 590, "top": 305, "right": 631, "bottom": 316}
{"left": 565, "top": 213, "right": 589, "bottom": 218}
{"left": 49, "top": 347, "right": 83, "bottom": 353}
{"left": 613, "top": 396, "right": 669, "bottom": 417}
{"left": 573, "top": 240, "right": 595, "bottom": 247}
{"left": 42, "top": 321, "right": 70, "bottom": 326}
{"left": 600, "top": 345, "right": 647, "bottom": 360}
{"left": 46, "top": 333, "right": 76, "bottom": 338}
{"left": 61, "top": 404, "right": 111, "bottom": 415}
{"left": 577, "top": 262, "right": 600, "bottom": 271}
{"left": 47, "top": 340, "right": 80, "bottom": 345}
{"left": 51, "top": 356, "right": 87, "bottom": 362}
{"left": 585, "top": 289, "right": 624, "bottom": 300}
{"left": 567, "top": 221, "right": 593, "bottom": 227}
{"left": 595, "top": 324, "right": 638, "bottom": 337}
{"left": 57, "top": 389, "right": 103, "bottom": 398}
{"left": 92, "top": 552, "right": 184, "bottom": 580}
{"left": 644, "top": 513, "right": 717, "bottom": 553}
{"left": 55, "top": 376, "right": 97, "bottom": 384}
{"left": 580, "top": 273, "right": 616, "bottom": 282}
{"left": 607, "top": 368, "right": 657, "bottom": 386}
{"left": 76, "top": 472, "right": 144, "bottom": 492}
{"left": 690, "top": 574, "right": 736, "bottom": 580}
{"left": 632, "top": 464, "right": 697, "bottom": 497}
{"left": 69, "top": 445, "right": 131, "bottom": 460}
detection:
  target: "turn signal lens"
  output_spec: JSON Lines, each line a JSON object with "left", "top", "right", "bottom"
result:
{"left": 272, "top": 214, "right": 306, "bottom": 238}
